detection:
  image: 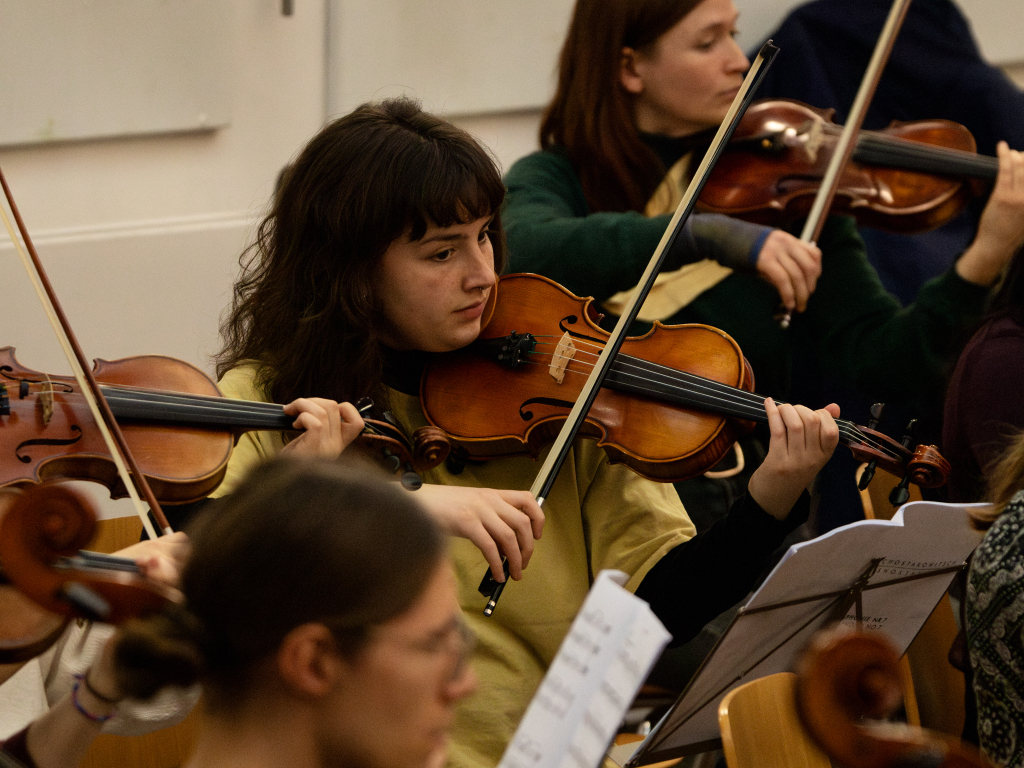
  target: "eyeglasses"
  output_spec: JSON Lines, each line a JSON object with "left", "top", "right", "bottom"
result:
{"left": 375, "top": 617, "right": 477, "bottom": 683}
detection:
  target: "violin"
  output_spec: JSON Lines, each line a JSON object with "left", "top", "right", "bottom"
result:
{"left": 0, "top": 483, "right": 179, "bottom": 663}
{"left": 699, "top": 99, "right": 997, "bottom": 234}
{"left": 795, "top": 628, "right": 993, "bottom": 768}
{"left": 421, "top": 273, "right": 949, "bottom": 487}
{"left": 0, "top": 346, "right": 450, "bottom": 501}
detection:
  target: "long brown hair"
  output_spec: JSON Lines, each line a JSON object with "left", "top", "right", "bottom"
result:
{"left": 216, "top": 98, "right": 507, "bottom": 407}
{"left": 540, "top": 0, "right": 703, "bottom": 213}
{"left": 115, "top": 457, "right": 446, "bottom": 709}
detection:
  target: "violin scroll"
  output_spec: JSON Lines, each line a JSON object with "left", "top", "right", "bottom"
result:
{"left": 795, "top": 628, "right": 993, "bottom": 768}
{"left": 906, "top": 445, "right": 951, "bottom": 489}
{"left": 0, "top": 483, "right": 181, "bottom": 626}
{"left": 847, "top": 425, "right": 950, "bottom": 492}
{"left": 411, "top": 425, "right": 451, "bottom": 471}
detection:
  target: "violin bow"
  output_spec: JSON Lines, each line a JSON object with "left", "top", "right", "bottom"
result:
{"left": 779, "top": 0, "right": 914, "bottom": 328}
{"left": 481, "top": 41, "right": 782, "bottom": 615}
{"left": 0, "top": 168, "right": 171, "bottom": 540}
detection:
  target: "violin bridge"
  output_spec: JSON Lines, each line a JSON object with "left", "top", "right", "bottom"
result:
{"left": 548, "top": 332, "right": 577, "bottom": 384}
{"left": 804, "top": 120, "right": 824, "bottom": 163}
{"left": 39, "top": 375, "right": 54, "bottom": 425}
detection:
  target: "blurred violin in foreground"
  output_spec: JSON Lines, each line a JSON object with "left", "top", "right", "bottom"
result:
{"left": 699, "top": 99, "right": 997, "bottom": 233}
{"left": 796, "top": 629, "right": 994, "bottom": 768}
{"left": 0, "top": 483, "right": 179, "bottom": 663}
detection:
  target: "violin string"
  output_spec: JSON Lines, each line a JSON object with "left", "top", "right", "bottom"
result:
{"left": 19, "top": 381, "right": 391, "bottom": 437}
{"left": 10, "top": 379, "right": 287, "bottom": 415}
{"left": 516, "top": 343, "right": 899, "bottom": 460}
{"left": 514, "top": 352, "right": 891, "bottom": 458}
{"left": 816, "top": 123, "right": 997, "bottom": 175}
{"left": 528, "top": 331, "right": 896, "bottom": 455}
{"left": 10, "top": 343, "right": 899, "bottom": 460}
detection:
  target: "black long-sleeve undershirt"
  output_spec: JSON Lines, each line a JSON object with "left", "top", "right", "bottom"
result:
{"left": 635, "top": 491, "right": 809, "bottom": 645}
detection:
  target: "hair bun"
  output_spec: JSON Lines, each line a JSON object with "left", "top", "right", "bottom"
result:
{"left": 113, "top": 603, "right": 206, "bottom": 700}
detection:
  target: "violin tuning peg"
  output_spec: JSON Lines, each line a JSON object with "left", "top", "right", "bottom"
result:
{"left": 858, "top": 460, "right": 878, "bottom": 491}
{"left": 888, "top": 478, "right": 911, "bottom": 507}
{"left": 355, "top": 397, "right": 375, "bottom": 418}
{"left": 401, "top": 467, "right": 422, "bottom": 491}
{"left": 867, "top": 403, "right": 885, "bottom": 430}
{"left": 900, "top": 419, "right": 918, "bottom": 447}
{"left": 381, "top": 449, "right": 401, "bottom": 474}
{"left": 0, "top": 385, "right": 8, "bottom": 416}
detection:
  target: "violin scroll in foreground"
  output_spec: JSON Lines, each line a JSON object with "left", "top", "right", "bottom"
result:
{"left": 795, "top": 628, "right": 994, "bottom": 768}
{"left": 0, "top": 483, "right": 182, "bottom": 663}
{"left": 421, "top": 274, "right": 950, "bottom": 489}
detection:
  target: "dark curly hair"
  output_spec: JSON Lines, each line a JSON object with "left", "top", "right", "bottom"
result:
{"left": 216, "top": 97, "right": 507, "bottom": 408}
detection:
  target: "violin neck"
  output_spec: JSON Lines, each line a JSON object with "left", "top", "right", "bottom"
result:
{"left": 606, "top": 353, "right": 860, "bottom": 446}
{"left": 854, "top": 132, "right": 997, "bottom": 180}
{"left": 101, "top": 385, "right": 294, "bottom": 432}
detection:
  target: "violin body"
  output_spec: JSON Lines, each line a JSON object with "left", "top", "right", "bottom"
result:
{"left": 422, "top": 274, "right": 756, "bottom": 482}
{"left": 0, "top": 347, "right": 449, "bottom": 503}
{"left": 699, "top": 99, "right": 995, "bottom": 234}
{"left": 1, "top": 348, "right": 233, "bottom": 504}
{"left": 422, "top": 274, "right": 949, "bottom": 488}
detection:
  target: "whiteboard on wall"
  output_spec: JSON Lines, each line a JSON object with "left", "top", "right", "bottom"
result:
{"left": 327, "top": 0, "right": 576, "bottom": 118}
{"left": 0, "top": 0, "right": 232, "bottom": 147}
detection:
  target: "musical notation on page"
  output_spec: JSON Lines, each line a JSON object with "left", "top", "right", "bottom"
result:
{"left": 498, "top": 570, "right": 671, "bottom": 768}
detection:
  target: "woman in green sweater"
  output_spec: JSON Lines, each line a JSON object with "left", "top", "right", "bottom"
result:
{"left": 503, "top": 0, "right": 1024, "bottom": 412}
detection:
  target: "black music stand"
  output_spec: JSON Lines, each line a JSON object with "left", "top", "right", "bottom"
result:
{"left": 610, "top": 500, "right": 985, "bottom": 766}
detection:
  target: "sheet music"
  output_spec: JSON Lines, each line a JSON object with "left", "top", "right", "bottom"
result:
{"left": 498, "top": 570, "right": 671, "bottom": 768}
{"left": 627, "top": 500, "right": 986, "bottom": 764}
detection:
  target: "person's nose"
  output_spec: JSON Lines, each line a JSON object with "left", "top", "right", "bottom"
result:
{"left": 444, "top": 664, "right": 478, "bottom": 703}
{"left": 463, "top": 235, "right": 495, "bottom": 294}
{"left": 725, "top": 36, "right": 749, "bottom": 73}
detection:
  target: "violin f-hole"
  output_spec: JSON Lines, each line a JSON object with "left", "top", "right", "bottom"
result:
{"left": 15, "top": 426, "right": 84, "bottom": 464}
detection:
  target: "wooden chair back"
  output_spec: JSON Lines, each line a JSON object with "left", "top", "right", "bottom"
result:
{"left": 718, "top": 672, "right": 831, "bottom": 768}
{"left": 855, "top": 465, "right": 966, "bottom": 736}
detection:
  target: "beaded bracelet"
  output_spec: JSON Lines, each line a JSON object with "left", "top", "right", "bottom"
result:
{"left": 82, "top": 672, "right": 121, "bottom": 705}
{"left": 71, "top": 674, "right": 116, "bottom": 723}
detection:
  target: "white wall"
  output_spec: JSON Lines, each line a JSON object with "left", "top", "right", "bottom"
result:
{"left": 2, "top": 1, "right": 326, "bottom": 376}
{"left": 1, "top": 1, "right": 328, "bottom": 519}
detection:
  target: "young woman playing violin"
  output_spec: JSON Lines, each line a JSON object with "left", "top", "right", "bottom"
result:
{"left": 503, "top": 0, "right": 1024, "bottom": 432}
{"left": 210, "top": 97, "right": 840, "bottom": 768}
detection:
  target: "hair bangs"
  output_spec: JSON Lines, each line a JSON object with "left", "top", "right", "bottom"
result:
{"left": 404, "top": 142, "right": 506, "bottom": 241}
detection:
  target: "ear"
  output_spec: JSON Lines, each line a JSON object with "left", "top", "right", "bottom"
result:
{"left": 276, "top": 623, "right": 343, "bottom": 699}
{"left": 619, "top": 47, "right": 645, "bottom": 95}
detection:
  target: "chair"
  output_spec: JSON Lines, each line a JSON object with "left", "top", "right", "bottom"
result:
{"left": 856, "top": 464, "right": 966, "bottom": 736}
{"left": 718, "top": 672, "right": 830, "bottom": 768}
{"left": 79, "top": 515, "right": 200, "bottom": 768}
